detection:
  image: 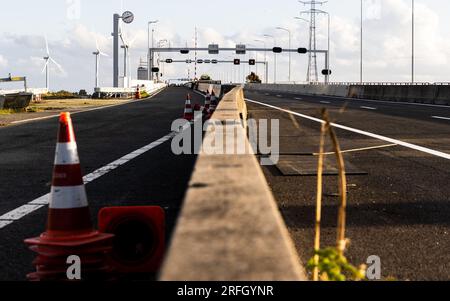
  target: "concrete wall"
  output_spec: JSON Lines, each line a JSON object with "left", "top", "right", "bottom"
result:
{"left": 246, "top": 83, "right": 450, "bottom": 106}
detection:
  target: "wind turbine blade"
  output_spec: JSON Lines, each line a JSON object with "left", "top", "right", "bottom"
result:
{"left": 45, "top": 35, "right": 50, "bottom": 55}
{"left": 50, "top": 57, "right": 65, "bottom": 74}
{"left": 129, "top": 36, "right": 138, "bottom": 47}
{"left": 95, "top": 37, "right": 100, "bottom": 52}
{"left": 41, "top": 60, "right": 49, "bottom": 73}
{"left": 99, "top": 51, "right": 109, "bottom": 57}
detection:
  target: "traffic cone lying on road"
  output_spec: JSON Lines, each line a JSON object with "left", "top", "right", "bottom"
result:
{"left": 183, "top": 94, "right": 194, "bottom": 121}
{"left": 24, "top": 112, "right": 114, "bottom": 281}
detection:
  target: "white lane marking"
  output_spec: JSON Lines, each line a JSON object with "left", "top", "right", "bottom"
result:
{"left": 294, "top": 97, "right": 303, "bottom": 100}
{"left": 9, "top": 88, "right": 166, "bottom": 125}
{"left": 320, "top": 101, "right": 331, "bottom": 104}
{"left": 265, "top": 93, "right": 270, "bottom": 96}
{"left": 0, "top": 221, "right": 13, "bottom": 228}
{"left": 361, "top": 106, "right": 377, "bottom": 110}
{"left": 313, "top": 144, "right": 397, "bottom": 156}
{"left": 0, "top": 132, "right": 176, "bottom": 229}
{"left": 276, "top": 95, "right": 283, "bottom": 98}
{"left": 318, "top": 94, "right": 450, "bottom": 109}
{"left": 246, "top": 98, "right": 450, "bottom": 160}
{"left": 432, "top": 116, "right": 450, "bottom": 121}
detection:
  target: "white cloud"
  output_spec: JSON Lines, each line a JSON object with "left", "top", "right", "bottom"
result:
{"left": 1, "top": 0, "right": 450, "bottom": 89}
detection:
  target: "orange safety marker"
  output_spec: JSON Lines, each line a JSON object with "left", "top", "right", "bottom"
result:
{"left": 183, "top": 94, "right": 194, "bottom": 121}
{"left": 135, "top": 86, "right": 141, "bottom": 99}
{"left": 24, "top": 112, "right": 114, "bottom": 281}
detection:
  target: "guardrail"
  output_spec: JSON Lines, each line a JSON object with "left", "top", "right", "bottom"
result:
{"left": 160, "top": 87, "right": 307, "bottom": 281}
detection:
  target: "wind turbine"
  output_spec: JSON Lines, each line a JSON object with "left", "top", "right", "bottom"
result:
{"left": 42, "top": 35, "right": 64, "bottom": 91}
{"left": 93, "top": 38, "right": 109, "bottom": 88}
{"left": 120, "top": 32, "right": 137, "bottom": 88}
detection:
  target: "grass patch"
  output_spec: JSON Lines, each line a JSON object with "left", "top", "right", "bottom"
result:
{"left": 0, "top": 108, "right": 24, "bottom": 114}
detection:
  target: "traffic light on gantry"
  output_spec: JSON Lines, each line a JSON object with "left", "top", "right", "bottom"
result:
{"left": 249, "top": 59, "right": 256, "bottom": 66}
{"left": 234, "top": 59, "right": 241, "bottom": 65}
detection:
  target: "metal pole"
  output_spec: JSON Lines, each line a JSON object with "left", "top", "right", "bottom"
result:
{"left": 289, "top": 31, "right": 292, "bottom": 82}
{"left": 151, "top": 29, "right": 155, "bottom": 81}
{"left": 113, "top": 14, "right": 120, "bottom": 87}
{"left": 326, "top": 13, "right": 330, "bottom": 84}
{"left": 412, "top": 0, "right": 415, "bottom": 84}
{"left": 95, "top": 54, "right": 99, "bottom": 88}
{"left": 360, "top": 0, "right": 363, "bottom": 84}
{"left": 147, "top": 23, "right": 150, "bottom": 81}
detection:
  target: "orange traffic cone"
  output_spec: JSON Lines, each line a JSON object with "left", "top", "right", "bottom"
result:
{"left": 135, "top": 86, "right": 141, "bottom": 99}
{"left": 183, "top": 94, "right": 194, "bottom": 121}
{"left": 24, "top": 112, "right": 114, "bottom": 281}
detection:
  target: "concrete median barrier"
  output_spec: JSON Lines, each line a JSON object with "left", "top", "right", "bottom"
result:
{"left": 245, "top": 83, "right": 450, "bottom": 106}
{"left": 435, "top": 86, "right": 450, "bottom": 105}
{"left": 160, "top": 87, "right": 307, "bottom": 281}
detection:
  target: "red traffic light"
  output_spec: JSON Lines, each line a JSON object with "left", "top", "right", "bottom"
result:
{"left": 234, "top": 59, "right": 241, "bottom": 65}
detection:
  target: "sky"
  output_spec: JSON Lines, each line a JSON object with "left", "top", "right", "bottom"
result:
{"left": 1, "top": 0, "right": 450, "bottom": 91}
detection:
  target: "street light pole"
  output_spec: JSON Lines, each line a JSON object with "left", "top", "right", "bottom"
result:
{"left": 360, "top": 0, "right": 363, "bottom": 84}
{"left": 276, "top": 27, "right": 292, "bottom": 82}
{"left": 412, "top": 0, "right": 415, "bottom": 84}
{"left": 264, "top": 34, "right": 277, "bottom": 84}
{"left": 254, "top": 39, "right": 267, "bottom": 83}
{"left": 148, "top": 20, "right": 158, "bottom": 81}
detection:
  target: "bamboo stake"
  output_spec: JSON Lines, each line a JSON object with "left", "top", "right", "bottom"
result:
{"left": 324, "top": 111, "right": 348, "bottom": 256}
{"left": 313, "top": 110, "right": 328, "bottom": 281}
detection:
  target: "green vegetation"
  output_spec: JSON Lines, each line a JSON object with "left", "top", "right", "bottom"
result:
{"left": 43, "top": 90, "right": 77, "bottom": 100}
{"left": 307, "top": 248, "right": 366, "bottom": 281}
{"left": 140, "top": 90, "right": 150, "bottom": 98}
{"left": 246, "top": 72, "right": 262, "bottom": 83}
{"left": 200, "top": 74, "right": 211, "bottom": 81}
{"left": 307, "top": 109, "right": 367, "bottom": 282}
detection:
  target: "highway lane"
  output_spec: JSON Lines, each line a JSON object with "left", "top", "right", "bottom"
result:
{"left": 0, "top": 87, "right": 202, "bottom": 280}
{"left": 252, "top": 90, "right": 450, "bottom": 127}
{"left": 244, "top": 90, "right": 450, "bottom": 280}
{"left": 246, "top": 90, "right": 450, "bottom": 154}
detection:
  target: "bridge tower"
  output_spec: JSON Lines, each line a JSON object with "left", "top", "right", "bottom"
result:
{"left": 299, "top": 0, "right": 327, "bottom": 83}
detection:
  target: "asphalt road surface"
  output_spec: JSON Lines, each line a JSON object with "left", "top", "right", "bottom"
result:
{"left": 245, "top": 89, "right": 450, "bottom": 281}
{"left": 0, "top": 87, "right": 202, "bottom": 281}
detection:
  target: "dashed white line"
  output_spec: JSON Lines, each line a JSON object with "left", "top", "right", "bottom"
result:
{"left": 432, "top": 116, "right": 450, "bottom": 121}
{"left": 318, "top": 94, "right": 450, "bottom": 109}
{"left": 276, "top": 95, "right": 283, "bottom": 98}
{"left": 314, "top": 144, "right": 397, "bottom": 156}
{"left": 361, "top": 106, "right": 377, "bottom": 110}
{"left": 0, "top": 132, "right": 176, "bottom": 230}
{"left": 294, "top": 97, "right": 303, "bottom": 100}
{"left": 320, "top": 101, "right": 331, "bottom": 104}
{"left": 246, "top": 98, "right": 450, "bottom": 160}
